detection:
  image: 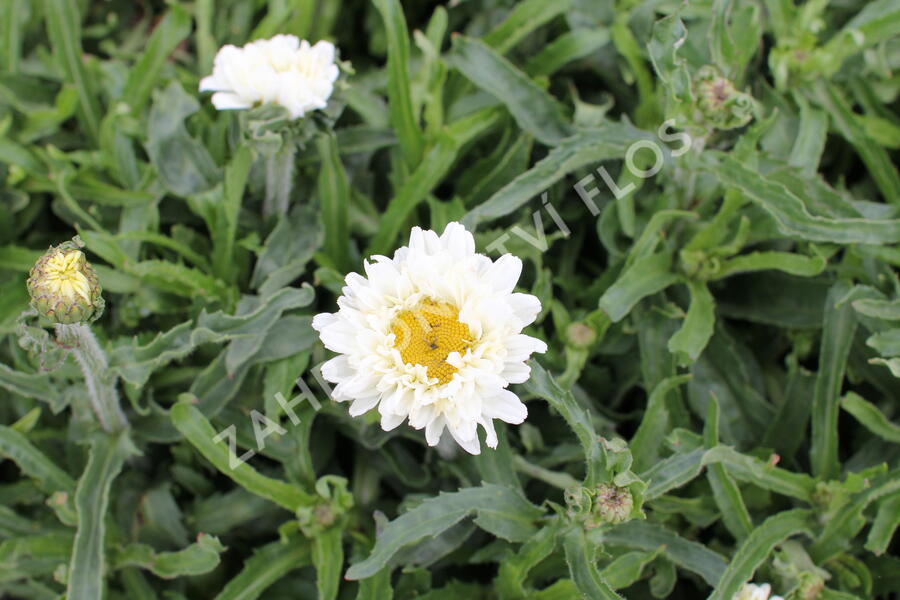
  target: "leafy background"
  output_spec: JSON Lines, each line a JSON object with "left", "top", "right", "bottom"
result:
{"left": 1, "top": 0, "right": 899, "bottom": 598}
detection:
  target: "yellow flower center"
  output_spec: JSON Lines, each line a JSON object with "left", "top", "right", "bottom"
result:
{"left": 43, "top": 251, "right": 91, "bottom": 303}
{"left": 391, "top": 299, "right": 473, "bottom": 385}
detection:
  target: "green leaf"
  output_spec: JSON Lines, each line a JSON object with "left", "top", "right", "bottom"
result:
{"left": 631, "top": 375, "right": 692, "bottom": 472}
{"left": 67, "top": 433, "right": 135, "bottom": 600}
{"left": 214, "top": 537, "right": 311, "bottom": 600}
{"left": 642, "top": 448, "right": 706, "bottom": 501}
{"left": 366, "top": 132, "right": 459, "bottom": 256}
{"left": 0, "top": 426, "right": 75, "bottom": 494}
{"left": 523, "top": 361, "right": 604, "bottom": 486}
{"left": 601, "top": 521, "right": 728, "bottom": 587}
{"left": 526, "top": 29, "right": 610, "bottom": 77}
{"left": 483, "top": 0, "right": 572, "bottom": 55}
{"left": 372, "top": 0, "right": 423, "bottom": 168}
{"left": 810, "top": 81, "right": 900, "bottom": 206}
{"left": 841, "top": 392, "right": 900, "bottom": 443}
{"left": 600, "top": 547, "right": 663, "bottom": 591}
{"left": 708, "top": 509, "right": 813, "bottom": 600}
{"left": 317, "top": 131, "right": 351, "bottom": 272}
{"left": 449, "top": 36, "right": 573, "bottom": 146}
{"left": 702, "top": 446, "right": 816, "bottom": 502}
{"left": 811, "top": 283, "right": 866, "bottom": 479}
{"left": 114, "top": 534, "right": 226, "bottom": 579}
{"left": 146, "top": 81, "right": 220, "bottom": 196}
{"left": 495, "top": 521, "right": 559, "bottom": 598}
{"left": 599, "top": 253, "right": 680, "bottom": 323}
{"left": 42, "top": 0, "right": 101, "bottom": 142}
{"left": 121, "top": 6, "right": 191, "bottom": 113}
{"left": 667, "top": 280, "right": 715, "bottom": 362}
{"left": 170, "top": 401, "right": 315, "bottom": 512}
{"left": 462, "top": 123, "right": 658, "bottom": 228}
{"left": 704, "top": 153, "right": 900, "bottom": 244}
{"left": 346, "top": 484, "right": 542, "bottom": 580}
{"left": 865, "top": 492, "right": 900, "bottom": 555}
{"left": 312, "top": 526, "right": 343, "bottom": 600}
{"left": 562, "top": 527, "right": 622, "bottom": 599}
{"left": 704, "top": 397, "right": 753, "bottom": 542}
{"left": 714, "top": 252, "right": 827, "bottom": 279}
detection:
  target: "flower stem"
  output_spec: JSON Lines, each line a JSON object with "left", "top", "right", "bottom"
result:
{"left": 55, "top": 323, "right": 128, "bottom": 432}
{"left": 263, "top": 143, "right": 297, "bottom": 219}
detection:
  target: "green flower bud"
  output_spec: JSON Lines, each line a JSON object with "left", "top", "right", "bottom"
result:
{"left": 694, "top": 66, "right": 754, "bottom": 130}
{"left": 590, "top": 483, "right": 634, "bottom": 526}
{"left": 27, "top": 241, "right": 104, "bottom": 325}
{"left": 566, "top": 322, "right": 597, "bottom": 349}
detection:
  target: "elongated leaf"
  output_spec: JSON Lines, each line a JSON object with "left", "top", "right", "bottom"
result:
{"left": 449, "top": 36, "right": 573, "bottom": 146}
{"left": 811, "top": 283, "right": 865, "bottom": 479}
{"left": 865, "top": 492, "right": 900, "bottom": 555}
{"left": 214, "top": 538, "right": 311, "bottom": 600}
{"left": 523, "top": 361, "right": 604, "bottom": 485}
{"left": 0, "top": 426, "right": 75, "bottom": 493}
{"left": 703, "top": 446, "right": 816, "bottom": 502}
{"left": 170, "top": 402, "right": 315, "bottom": 512}
{"left": 642, "top": 448, "right": 706, "bottom": 500}
{"left": 372, "top": 0, "right": 423, "bottom": 168}
{"left": 714, "top": 252, "right": 827, "bottom": 279}
{"left": 562, "top": 527, "right": 622, "bottom": 599}
{"left": 317, "top": 131, "right": 351, "bottom": 272}
{"left": 122, "top": 6, "right": 191, "bottom": 112}
{"left": 599, "top": 253, "right": 680, "bottom": 322}
{"left": 708, "top": 509, "right": 813, "bottom": 600}
{"left": 42, "top": 0, "right": 101, "bottom": 142}
{"left": 483, "top": 0, "right": 572, "bottom": 55}
{"left": 346, "top": 484, "right": 542, "bottom": 580}
{"left": 462, "top": 123, "right": 659, "bottom": 227}
{"left": 601, "top": 521, "right": 728, "bottom": 587}
{"left": 67, "top": 434, "right": 134, "bottom": 600}
{"left": 704, "top": 153, "right": 900, "bottom": 244}
{"left": 812, "top": 81, "right": 900, "bottom": 205}
{"left": 312, "top": 527, "right": 343, "bottom": 600}
{"left": 114, "top": 534, "right": 226, "bottom": 579}
{"left": 841, "top": 392, "right": 900, "bottom": 443}
{"left": 667, "top": 280, "right": 715, "bottom": 362}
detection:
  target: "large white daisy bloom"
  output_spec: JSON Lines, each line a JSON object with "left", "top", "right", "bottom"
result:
{"left": 733, "top": 583, "right": 784, "bottom": 600}
{"left": 312, "top": 222, "right": 547, "bottom": 455}
{"left": 199, "top": 35, "right": 339, "bottom": 119}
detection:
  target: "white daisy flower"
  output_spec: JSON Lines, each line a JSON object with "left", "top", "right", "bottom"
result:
{"left": 734, "top": 583, "right": 784, "bottom": 600}
{"left": 312, "top": 222, "right": 548, "bottom": 455}
{"left": 199, "top": 35, "right": 339, "bottom": 119}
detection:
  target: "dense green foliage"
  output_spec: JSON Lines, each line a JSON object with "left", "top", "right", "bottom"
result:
{"left": 1, "top": 0, "right": 899, "bottom": 598}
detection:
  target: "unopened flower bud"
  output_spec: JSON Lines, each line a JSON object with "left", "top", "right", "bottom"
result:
{"left": 694, "top": 66, "right": 754, "bottom": 130}
{"left": 591, "top": 483, "right": 633, "bottom": 525}
{"left": 27, "top": 241, "right": 103, "bottom": 325}
{"left": 566, "top": 322, "right": 597, "bottom": 349}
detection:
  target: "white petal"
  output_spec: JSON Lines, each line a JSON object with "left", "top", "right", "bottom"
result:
{"left": 486, "top": 254, "right": 523, "bottom": 294}
{"left": 348, "top": 395, "right": 380, "bottom": 417}
{"left": 484, "top": 389, "right": 528, "bottom": 424}
{"left": 210, "top": 92, "right": 253, "bottom": 110}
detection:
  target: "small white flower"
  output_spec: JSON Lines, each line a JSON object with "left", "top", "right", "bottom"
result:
{"left": 200, "top": 35, "right": 339, "bottom": 119}
{"left": 313, "top": 222, "right": 547, "bottom": 455}
{"left": 733, "top": 583, "right": 784, "bottom": 600}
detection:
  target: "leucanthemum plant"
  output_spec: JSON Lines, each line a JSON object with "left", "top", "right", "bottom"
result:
{"left": 200, "top": 34, "right": 349, "bottom": 218}
{"left": 313, "top": 222, "right": 547, "bottom": 454}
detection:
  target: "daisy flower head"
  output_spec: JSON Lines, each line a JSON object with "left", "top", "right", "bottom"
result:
{"left": 733, "top": 583, "right": 784, "bottom": 600}
{"left": 313, "top": 222, "right": 548, "bottom": 454}
{"left": 199, "top": 35, "right": 339, "bottom": 119}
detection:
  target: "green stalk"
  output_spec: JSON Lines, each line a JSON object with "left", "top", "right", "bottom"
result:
{"left": 55, "top": 324, "right": 128, "bottom": 432}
